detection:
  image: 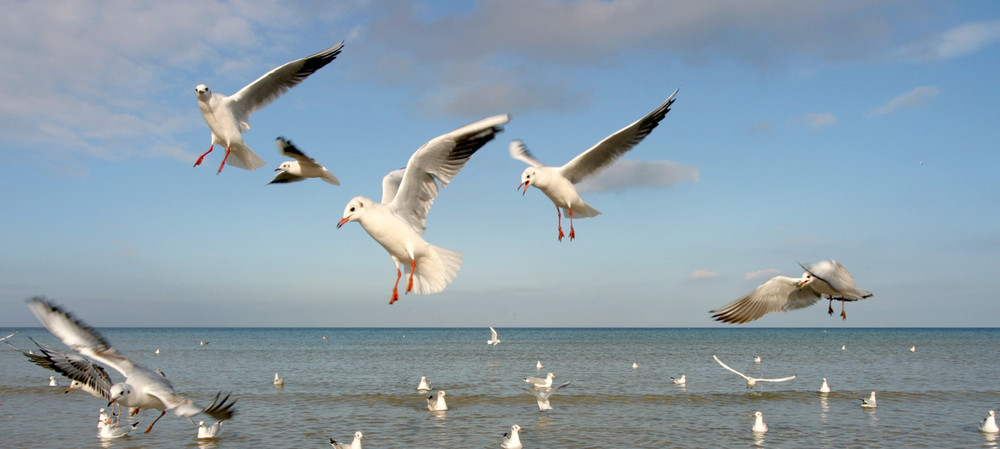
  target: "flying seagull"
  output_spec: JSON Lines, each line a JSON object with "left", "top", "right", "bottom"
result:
{"left": 712, "top": 354, "right": 795, "bottom": 389}
{"left": 268, "top": 137, "right": 340, "bottom": 185}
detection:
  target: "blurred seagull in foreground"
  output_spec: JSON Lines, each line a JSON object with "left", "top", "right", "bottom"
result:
{"left": 194, "top": 42, "right": 344, "bottom": 174}
{"left": 337, "top": 115, "right": 509, "bottom": 304}
{"left": 330, "top": 431, "right": 364, "bottom": 449}
{"left": 710, "top": 259, "right": 873, "bottom": 323}
{"left": 268, "top": 137, "right": 340, "bottom": 185}
{"left": 980, "top": 410, "right": 999, "bottom": 433}
{"left": 501, "top": 424, "right": 524, "bottom": 449}
{"left": 510, "top": 89, "right": 677, "bottom": 241}
{"left": 25, "top": 297, "right": 237, "bottom": 433}
{"left": 488, "top": 326, "right": 501, "bottom": 346}
{"left": 713, "top": 355, "right": 795, "bottom": 389}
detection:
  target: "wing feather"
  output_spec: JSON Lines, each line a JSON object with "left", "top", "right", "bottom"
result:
{"left": 229, "top": 42, "right": 344, "bottom": 120}
{"left": 509, "top": 139, "right": 545, "bottom": 167}
{"left": 710, "top": 276, "right": 821, "bottom": 324}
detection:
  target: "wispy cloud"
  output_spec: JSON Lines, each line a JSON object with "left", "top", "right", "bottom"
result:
{"left": 743, "top": 268, "right": 780, "bottom": 281}
{"left": 896, "top": 18, "right": 1000, "bottom": 62}
{"left": 789, "top": 112, "right": 837, "bottom": 129}
{"left": 687, "top": 269, "right": 721, "bottom": 281}
{"left": 577, "top": 159, "right": 699, "bottom": 193}
{"left": 749, "top": 120, "right": 773, "bottom": 134}
{"left": 870, "top": 86, "right": 940, "bottom": 116}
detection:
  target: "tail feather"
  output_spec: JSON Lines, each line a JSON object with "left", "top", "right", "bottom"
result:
{"left": 226, "top": 142, "right": 267, "bottom": 171}
{"left": 409, "top": 245, "right": 463, "bottom": 295}
{"left": 320, "top": 171, "right": 341, "bottom": 186}
{"left": 562, "top": 202, "right": 601, "bottom": 218}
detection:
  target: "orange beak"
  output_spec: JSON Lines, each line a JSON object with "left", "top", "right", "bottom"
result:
{"left": 337, "top": 217, "right": 351, "bottom": 228}
{"left": 518, "top": 181, "right": 529, "bottom": 194}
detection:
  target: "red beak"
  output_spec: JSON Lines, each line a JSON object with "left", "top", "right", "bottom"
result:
{"left": 337, "top": 217, "right": 351, "bottom": 229}
{"left": 518, "top": 181, "right": 529, "bottom": 194}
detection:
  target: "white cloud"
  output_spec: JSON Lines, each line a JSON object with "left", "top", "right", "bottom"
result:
{"left": 789, "top": 112, "right": 837, "bottom": 128}
{"left": 577, "top": 159, "right": 699, "bottom": 193}
{"left": 687, "top": 269, "right": 721, "bottom": 280}
{"left": 870, "top": 86, "right": 940, "bottom": 116}
{"left": 743, "top": 269, "right": 780, "bottom": 281}
{"left": 896, "top": 18, "right": 1000, "bottom": 62}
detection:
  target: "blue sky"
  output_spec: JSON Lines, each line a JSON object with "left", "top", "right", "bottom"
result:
{"left": 2, "top": 1, "right": 998, "bottom": 327}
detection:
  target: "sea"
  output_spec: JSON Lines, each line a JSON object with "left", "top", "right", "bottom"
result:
{"left": 1, "top": 327, "right": 998, "bottom": 448}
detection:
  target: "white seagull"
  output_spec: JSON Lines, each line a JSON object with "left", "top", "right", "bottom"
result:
{"left": 525, "top": 381, "right": 571, "bottom": 411}
{"left": 48, "top": 375, "right": 58, "bottom": 386}
{"left": 980, "top": 410, "right": 999, "bottom": 434}
{"left": 194, "top": 41, "right": 344, "bottom": 174}
{"left": 710, "top": 259, "right": 873, "bottom": 323}
{"left": 0, "top": 330, "right": 17, "bottom": 342}
{"left": 337, "top": 114, "right": 509, "bottom": 304}
{"left": 818, "top": 378, "right": 831, "bottom": 393}
{"left": 273, "top": 372, "right": 284, "bottom": 387}
{"left": 197, "top": 420, "right": 224, "bottom": 439}
{"left": 427, "top": 390, "right": 448, "bottom": 411}
{"left": 97, "top": 408, "right": 109, "bottom": 429}
{"left": 417, "top": 376, "right": 431, "bottom": 391}
{"left": 861, "top": 391, "right": 877, "bottom": 408}
{"left": 524, "top": 372, "right": 555, "bottom": 389}
{"left": 909, "top": 345, "right": 916, "bottom": 352}
{"left": 753, "top": 356, "right": 762, "bottom": 364}
{"left": 25, "top": 297, "right": 237, "bottom": 433}
{"left": 712, "top": 355, "right": 795, "bottom": 389}
{"left": 330, "top": 431, "right": 364, "bottom": 449}
{"left": 536, "top": 360, "right": 544, "bottom": 369}
{"left": 488, "top": 326, "right": 501, "bottom": 345}
{"left": 100, "top": 419, "right": 140, "bottom": 439}
{"left": 510, "top": 89, "right": 678, "bottom": 241}
{"left": 268, "top": 137, "right": 340, "bottom": 185}
{"left": 751, "top": 411, "right": 768, "bottom": 433}
{"left": 672, "top": 374, "right": 687, "bottom": 385}
{"left": 501, "top": 424, "right": 524, "bottom": 449}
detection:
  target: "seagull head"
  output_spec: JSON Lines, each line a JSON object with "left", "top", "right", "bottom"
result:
{"left": 276, "top": 161, "right": 294, "bottom": 172}
{"left": 518, "top": 168, "right": 536, "bottom": 194}
{"left": 338, "top": 197, "right": 369, "bottom": 228}
{"left": 108, "top": 383, "right": 132, "bottom": 405}
{"left": 795, "top": 272, "right": 814, "bottom": 288}
{"left": 195, "top": 84, "right": 211, "bottom": 99}
{"left": 355, "top": 431, "right": 364, "bottom": 440}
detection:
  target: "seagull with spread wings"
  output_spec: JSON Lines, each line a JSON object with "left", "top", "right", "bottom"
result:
{"left": 713, "top": 354, "right": 795, "bottom": 389}
{"left": 268, "top": 137, "right": 340, "bottom": 185}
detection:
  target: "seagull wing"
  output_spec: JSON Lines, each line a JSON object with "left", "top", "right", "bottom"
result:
{"left": 490, "top": 326, "right": 498, "bottom": 340}
{"left": 22, "top": 337, "right": 114, "bottom": 400}
{"left": 389, "top": 114, "right": 509, "bottom": 233}
{"left": 559, "top": 89, "right": 677, "bottom": 184}
{"left": 267, "top": 171, "right": 306, "bottom": 184}
{"left": 0, "top": 330, "right": 17, "bottom": 342}
{"left": 275, "top": 137, "right": 317, "bottom": 164}
{"left": 756, "top": 375, "right": 797, "bottom": 383}
{"left": 509, "top": 139, "right": 546, "bottom": 167}
{"left": 801, "top": 260, "right": 872, "bottom": 299}
{"left": 712, "top": 354, "right": 749, "bottom": 380}
{"left": 229, "top": 42, "right": 344, "bottom": 123}
{"left": 380, "top": 168, "right": 406, "bottom": 204}
{"left": 710, "top": 275, "right": 822, "bottom": 324}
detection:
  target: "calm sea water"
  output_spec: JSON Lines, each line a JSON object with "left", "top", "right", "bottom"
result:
{"left": 1, "top": 327, "right": 998, "bottom": 448}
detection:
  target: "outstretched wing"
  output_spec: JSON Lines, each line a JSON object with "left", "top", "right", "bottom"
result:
{"left": 380, "top": 168, "right": 406, "bottom": 204}
{"left": 710, "top": 275, "right": 822, "bottom": 324}
{"left": 560, "top": 89, "right": 677, "bottom": 184}
{"left": 275, "top": 137, "right": 317, "bottom": 163}
{"left": 712, "top": 354, "right": 749, "bottom": 380}
{"left": 20, "top": 337, "right": 114, "bottom": 401}
{"left": 509, "top": 140, "right": 546, "bottom": 167}
{"left": 757, "top": 375, "right": 797, "bottom": 383}
{"left": 389, "top": 114, "right": 509, "bottom": 233}
{"left": 229, "top": 42, "right": 344, "bottom": 120}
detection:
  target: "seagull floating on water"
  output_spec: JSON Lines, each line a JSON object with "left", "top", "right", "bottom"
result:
{"left": 710, "top": 260, "right": 873, "bottom": 323}
{"left": 48, "top": 375, "right": 58, "bottom": 386}
{"left": 330, "top": 431, "right": 364, "bottom": 449}
{"left": 268, "top": 137, "right": 340, "bottom": 185}
{"left": 536, "top": 360, "right": 543, "bottom": 369}
{"left": 197, "top": 420, "right": 224, "bottom": 439}
{"left": 510, "top": 89, "right": 677, "bottom": 241}
{"left": 751, "top": 411, "right": 768, "bottom": 433}
{"left": 417, "top": 376, "right": 431, "bottom": 391}
{"left": 194, "top": 42, "right": 344, "bottom": 174}
{"left": 427, "top": 390, "right": 448, "bottom": 411}
{"left": 525, "top": 381, "right": 571, "bottom": 411}
{"left": 524, "top": 372, "right": 556, "bottom": 389}
{"left": 337, "top": 115, "right": 509, "bottom": 304}
{"left": 501, "top": 424, "right": 524, "bottom": 449}
{"left": 273, "top": 372, "right": 284, "bottom": 387}
{"left": 100, "top": 419, "right": 140, "bottom": 439}
{"left": 672, "top": 374, "right": 687, "bottom": 385}
{"left": 753, "top": 356, "right": 762, "bottom": 364}
{"left": 909, "top": 345, "right": 916, "bottom": 352}
{"left": 25, "top": 297, "right": 237, "bottom": 433}
{"left": 488, "top": 326, "right": 501, "bottom": 345}
{"left": 98, "top": 408, "right": 109, "bottom": 429}
{"left": 980, "top": 410, "right": 999, "bottom": 433}
{"left": 713, "top": 355, "right": 795, "bottom": 389}
{"left": 861, "top": 391, "right": 877, "bottom": 408}
{"left": 818, "top": 378, "right": 831, "bottom": 393}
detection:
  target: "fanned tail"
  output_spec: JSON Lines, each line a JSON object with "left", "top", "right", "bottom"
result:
{"left": 409, "top": 245, "right": 463, "bottom": 295}
{"left": 226, "top": 142, "right": 267, "bottom": 171}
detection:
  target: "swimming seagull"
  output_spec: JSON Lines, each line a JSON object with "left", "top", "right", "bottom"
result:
{"left": 48, "top": 375, "right": 58, "bottom": 386}
{"left": 909, "top": 345, "right": 916, "bottom": 352}
{"left": 524, "top": 372, "right": 555, "bottom": 389}
{"left": 861, "top": 391, "right": 877, "bottom": 408}
{"left": 193, "top": 41, "right": 344, "bottom": 174}
{"left": 712, "top": 355, "right": 795, "bottom": 389}
{"left": 632, "top": 362, "right": 639, "bottom": 369}
{"left": 337, "top": 114, "right": 509, "bottom": 304}
{"left": 488, "top": 326, "right": 501, "bottom": 345}
{"left": 510, "top": 89, "right": 678, "bottom": 241}
{"left": 672, "top": 374, "right": 687, "bottom": 385}
{"left": 980, "top": 410, "right": 999, "bottom": 434}
{"left": 753, "top": 356, "right": 761, "bottom": 364}
{"left": 751, "top": 411, "right": 768, "bottom": 433}
{"left": 97, "top": 408, "right": 109, "bottom": 429}
{"left": 417, "top": 376, "right": 431, "bottom": 391}
{"left": 25, "top": 297, "right": 237, "bottom": 433}
{"left": 273, "top": 373, "right": 284, "bottom": 387}
{"left": 501, "top": 424, "right": 524, "bottom": 449}
{"left": 710, "top": 260, "right": 873, "bottom": 323}
{"left": 427, "top": 390, "right": 448, "bottom": 411}
{"left": 818, "top": 378, "right": 831, "bottom": 393}
{"left": 330, "top": 431, "right": 364, "bottom": 449}
{"left": 536, "top": 361, "right": 543, "bottom": 369}
{"left": 197, "top": 420, "right": 224, "bottom": 439}
{"left": 154, "top": 348, "right": 159, "bottom": 355}
{"left": 268, "top": 137, "right": 340, "bottom": 185}
{"left": 525, "top": 381, "right": 571, "bottom": 411}
{"left": 100, "top": 419, "right": 140, "bottom": 439}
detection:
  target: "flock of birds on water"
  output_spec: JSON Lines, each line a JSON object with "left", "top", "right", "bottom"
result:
{"left": 6, "top": 39, "right": 994, "bottom": 446}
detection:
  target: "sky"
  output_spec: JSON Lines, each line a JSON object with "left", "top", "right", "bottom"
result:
{"left": 1, "top": 0, "right": 998, "bottom": 328}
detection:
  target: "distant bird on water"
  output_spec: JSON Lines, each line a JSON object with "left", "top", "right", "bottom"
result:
{"left": 427, "top": 390, "right": 448, "bottom": 411}
{"left": 273, "top": 372, "right": 284, "bottom": 387}
{"left": 818, "top": 378, "right": 831, "bottom": 393}
{"left": 417, "top": 376, "right": 431, "bottom": 391}
{"left": 751, "top": 411, "right": 768, "bottom": 433}
{"left": 861, "top": 391, "right": 877, "bottom": 408}
{"left": 980, "top": 410, "right": 999, "bottom": 433}
{"left": 330, "top": 431, "right": 364, "bottom": 449}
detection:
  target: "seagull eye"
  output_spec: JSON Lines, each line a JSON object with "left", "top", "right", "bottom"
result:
{"left": 349, "top": 207, "right": 355, "bottom": 212}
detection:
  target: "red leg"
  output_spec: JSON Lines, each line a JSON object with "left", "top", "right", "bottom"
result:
{"left": 568, "top": 208, "right": 576, "bottom": 241}
{"left": 556, "top": 207, "right": 564, "bottom": 241}
{"left": 144, "top": 410, "right": 166, "bottom": 433}
{"left": 406, "top": 259, "right": 416, "bottom": 294}
{"left": 840, "top": 301, "right": 847, "bottom": 320}
{"left": 194, "top": 145, "right": 214, "bottom": 167}
{"left": 390, "top": 267, "right": 401, "bottom": 304}
{"left": 827, "top": 297, "right": 834, "bottom": 315}
{"left": 216, "top": 146, "right": 231, "bottom": 174}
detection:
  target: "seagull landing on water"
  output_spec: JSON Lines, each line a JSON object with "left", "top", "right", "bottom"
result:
{"left": 510, "top": 89, "right": 677, "bottom": 241}
{"left": 194, "top": 42, "right": 344, "bottom": 174}
{"left": 330, "top": 431, "right": 364, "bottom": 449}
{"left": 25, "top": 297, "right": 237, "bottom": 434}
{"left": 337, "top": 115, "right": 509, "bottom": 304}
{"left": 980, "top": 410, "right": 999, "bottom": 434}
{"left": 501, "top": 424, "right": 524, "bottom": 449}
{"left": 710, "top": 259, "right": 873, "bottom": 323}
{"left": 488, "top": 326, "right": 501, "bottom": 346}
{"left": 268, "top": 137, "right": 340, "bottom": 185}
{"left": 713, "top": 355, "right": 795, "bottom": 389}
{"left": 861, "top": 391, "right": 877, "bottom": 408}
{"left": 525, "top": 381, "right": 571, "bottom": 411}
